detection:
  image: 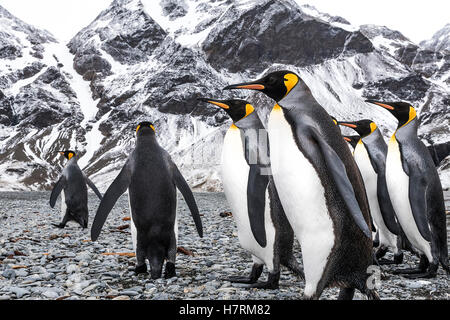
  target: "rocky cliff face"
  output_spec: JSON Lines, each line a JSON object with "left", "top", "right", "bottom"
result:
{"left": 420, "top": 23, "right": 450, "bottom": 53}
{"left": 0, "top": 0, "right": 449, "bottom": 191}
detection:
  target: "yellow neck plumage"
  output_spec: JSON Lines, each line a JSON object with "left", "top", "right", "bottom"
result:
{"left": 391, "top": 107, "right": 417, "bottom": 142}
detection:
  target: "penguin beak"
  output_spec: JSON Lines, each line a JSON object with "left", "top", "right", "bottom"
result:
{"left": 197, "top": 98, "right": 230, "bottom": 109}
{"left": 337, "top": 121, "right": 358, "bottom": 129}
{"left": 223, "top": 80, "right": 265, "bottom": 91}
{"left": 343, "top": 137, "right": 352, "bottom": 142}
{"left": 365, "top": 99, "right": 395, "bottom": 111}
{"left": 58, "top": 151, "right": 65, "bottom": 156}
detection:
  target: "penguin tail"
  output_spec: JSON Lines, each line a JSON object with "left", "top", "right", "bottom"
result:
{"left": 282, "top": 256, "right": 305, "bottom": 280}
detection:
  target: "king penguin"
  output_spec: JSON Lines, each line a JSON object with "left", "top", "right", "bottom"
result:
{"left": 91, "top": 122, "right": 203, "bottom": 279}
{"left": 366, "top": 100, "right": 449, "bottom": 278}
{"left": 224, "top": 71, "right": 377, "bottom": 300}
{"left": 343, "top": 136, "right": 361, "bottom": 151}
{"left": 50, "top": 150, "right": 103, "bottom": 228}
{"left": 198, "top": 98, "right": 304, "bottom": 289}
{"left": 337, "top": 120, "right": 404, "bottom": 264}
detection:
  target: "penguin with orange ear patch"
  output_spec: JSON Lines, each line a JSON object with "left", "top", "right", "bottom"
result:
{"left": 91, "top": 122, "right": 203, "bottom": 279}
{"left": 50, "top": 150, "right": 102, "bottom": 228}
{"left": 224, "top": 71, "right": 376, "bottom": 300}
{"left": 337, "top": 119, "right": 403, "bottom": 265}
{"left": 366, "top": 100, "right": 449, "bottom": 278}
{"left": 198, "top": 98, "right": 304, "bottom": 289}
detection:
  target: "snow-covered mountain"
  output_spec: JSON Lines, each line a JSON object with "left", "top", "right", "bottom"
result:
{"left": 420, "top": 23, "right": 450, "bottom": 53}
{"left": 0, "top": 0, "right": 449, "bottom": 192}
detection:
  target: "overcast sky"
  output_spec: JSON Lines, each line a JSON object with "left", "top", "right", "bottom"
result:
{"left": 0, "top": 0, "right": 448, "bottom": 43}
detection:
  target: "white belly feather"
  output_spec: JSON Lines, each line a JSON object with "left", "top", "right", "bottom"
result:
{"left": 221, "top": 126, "right": 276, "bottom": 271}
{"left": 268, "top": 107, "right": 334, "bottom": 298}
{"left": 386, "top": 137, "right": 432, "bottom": 261}
{"left": 354, "top": 142, "right": 398, "bottom": 252}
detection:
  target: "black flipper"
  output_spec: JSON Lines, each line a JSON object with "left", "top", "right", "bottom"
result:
{"left": 376, "top": 173, "right": 400, "bottom": 235}
{"left": 49, "top": 176, "right": 66, "bottom": 208}
{"left": 83, "top": 173, "right": 103, "bottom": 200}
{"left": 246, "top": 164, "right": 268, "bottom": 247}
{"left": 91, "top": 161, "right": 131, "bottom": 241}
{"left": 408, "top": 175, "right": 432, "bottom": 241}
{"left": 308, "top": 127, "right": 372, "bottom": 239}
{"left": 172, "top": 164, "right": 203, "bottom": 238}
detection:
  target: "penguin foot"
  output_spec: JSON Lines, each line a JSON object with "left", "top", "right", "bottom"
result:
{"left": 223, "top": 276, "right": 256, "bottom": 284}
{"left": 236, "top": 281, "right": 279, "bottom": 290}
{"left": 394, "top": 252, "right": 404, "bottom": 264}
{"left": 134, "top": 264, "right": 148, "bottom": 274}
{"left": 401, "top": 263, "right": 438, "bottom": 279}
{"left": 223, "top": 264, "right": 264, "bottom": 284}
{"left": 52, "top": 223, "right": 65, "bottom": 229}
{"left": 402, "top": 272, "right": 437, "bottom": 279}
{"left": 164, "top": 262, "right": 176, "bottom": 279}
{"left": 337, "top": 288, "right": 355, "bottom": 300}
{"left": 232, "top": 272, "right": 280, "bottom": 290}
{"left": 391, "top": 267, "right": 424, "bottom": 275}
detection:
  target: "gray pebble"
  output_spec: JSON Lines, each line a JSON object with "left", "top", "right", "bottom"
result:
{"left": 2, "top": 269, "right": 16, "bottom": 279}
{"left": 10, "top": 287, "right": 30, "bottom": 298}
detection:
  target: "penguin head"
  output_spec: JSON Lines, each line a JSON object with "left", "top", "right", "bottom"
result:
{"left": 330, "top": 116, "right": 338, "bottom": 126}
{"left": 343, "top": 135, "right": 361, "bottom": 148}
{"left": 59, "top": 150, "right": 76, "bottom": 160}
{"left": 337, "top": 119, "right": 377, "bottom": 138}
{"left": 198, "top": 98, "right": 254, "bottom": 123}
{"left": 366, "top": 100, "right": 417, "bottom": 128}
{"left": 223, "top": 70, "right": 300, "bottom": 102}
{"left": 135, "top": 121, "right": 155, "bottom": 137}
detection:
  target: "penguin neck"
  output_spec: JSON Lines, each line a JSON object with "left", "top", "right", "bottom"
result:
{"left": 394, "top": 117, "right": 418, "bottom": 143}
{"left": 362, "top": 127, "right": 382, "bottom": 145}
{"left": 235, "top": 112, "right": 270, "bottom": 168}
{"left": 67, "top": 157, "right": 77, "bottom": 164}
{"left": 234, "top": 111, "right": 265, "bottom": 131}
{"left": 136, "top": 134, "right": 158, "bottom": 148}
{"left": 277, "top": 83, "right": 315, "bottom": 112}
{"left": 362, "top": 128, "right": 388, "bottom": 157}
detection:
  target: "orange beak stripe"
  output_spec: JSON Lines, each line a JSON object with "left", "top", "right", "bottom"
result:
{"left": 235, "top": 84, "right": 265, "bottom": 90}
{"left": 340, "top": 123, "right": 357, "bottom": 128}
{"left": 374, "top": 102, "right": 395, "bottom": 110}
{"left": 207, "top": 101, "right": 230, "bottom": 109}
{"left": 343, "top": 137, "right": 351, "bottom": 142}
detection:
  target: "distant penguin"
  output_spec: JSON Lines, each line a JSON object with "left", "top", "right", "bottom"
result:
{"left": 225, "top": 71, "right": 377, "bottom": 300}
{"left": 366, "top": 100, "right": 449, "bottom": 278}
{"left": 91, "top": 122, "right": 203, "bottom": 279}
{"left": 337, "top": 120, "right": 403, "bottom": 264}
{"left": 198, "top": 98, "right": 304, "bottom": 289}
{"left": 50, "top": 150, "right": 102, "bottom": 228}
